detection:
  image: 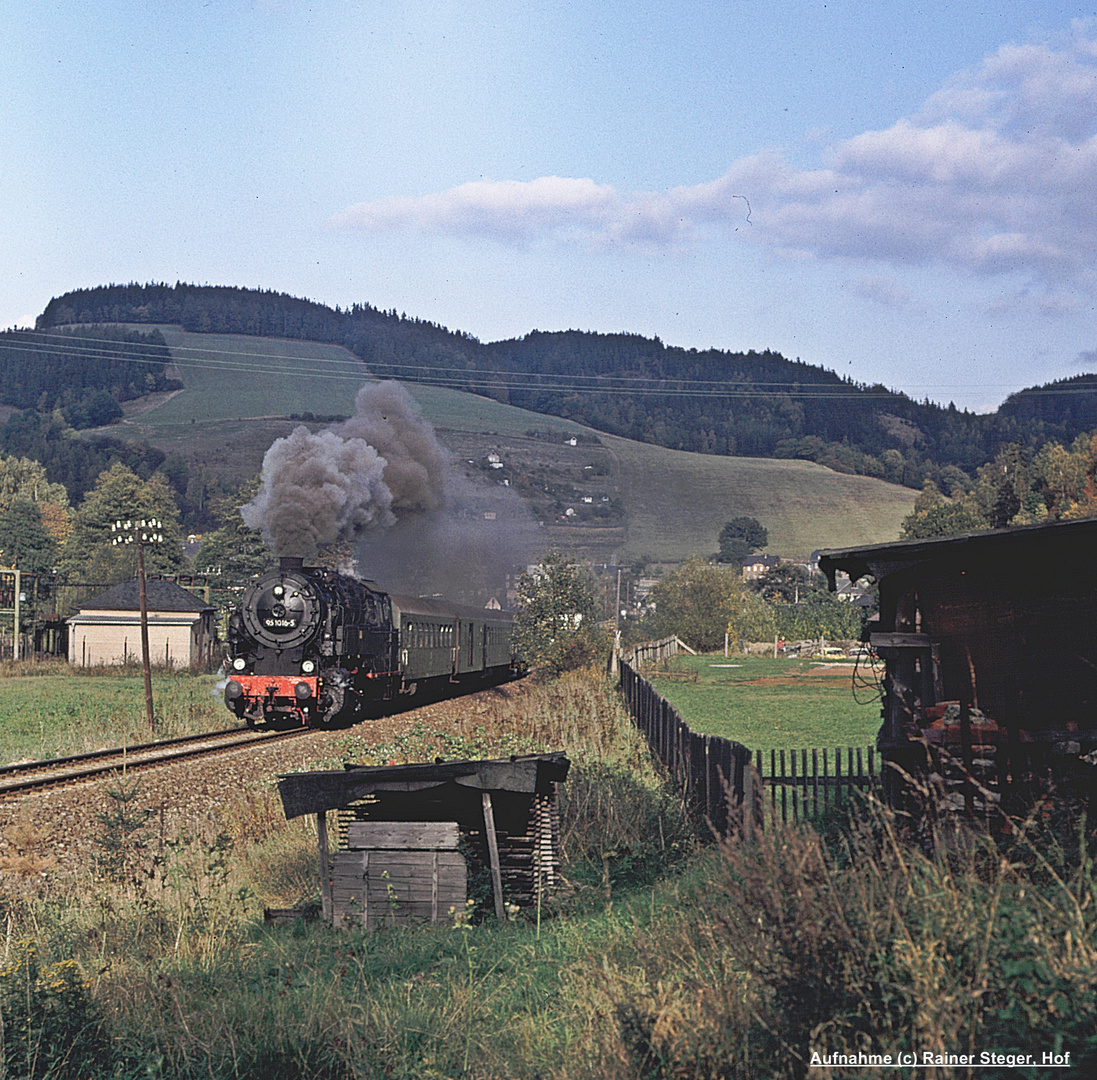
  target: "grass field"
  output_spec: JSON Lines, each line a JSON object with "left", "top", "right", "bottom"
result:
{"left": 0, "top": 662, "right": 230, "bottom": 763}
{"left": 607, "top": 435, "right": 914, "bottom": 559}
{"left": 106, "top": 326, "right": 914, "bottom": 561}
{"left": 647, "top": 653, "right": 883, "bottom": 751}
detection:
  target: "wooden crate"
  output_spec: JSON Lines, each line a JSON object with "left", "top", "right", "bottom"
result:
{"left": 331, "top": 821, "right": 466, "bottom": 930}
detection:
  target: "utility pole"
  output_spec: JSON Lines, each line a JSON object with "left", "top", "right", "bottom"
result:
{"left": 112, "top": 518, "right": 164, "bottom": 731}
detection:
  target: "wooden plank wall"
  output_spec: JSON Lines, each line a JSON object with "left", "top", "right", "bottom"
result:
{"left": 332, "top": 821, "right": 467, "bottom": 930}
{"left": 336, "top": 789, "right": 563, "bottom": 913}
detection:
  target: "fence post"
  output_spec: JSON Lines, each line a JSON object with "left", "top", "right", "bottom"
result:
{"left": 743, "top": 764, "right": 753, "bottom": 841}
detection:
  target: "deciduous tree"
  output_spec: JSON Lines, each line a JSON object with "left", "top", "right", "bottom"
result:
{"left": 749, "top": 559, "right": 810, "bottom": 603}
{"left": 648, "top": 555, "right": 741, "bottom": 652}
{"left": 717, "top": 516, "right": 768, "bottom": 565}
{"left": 513, "top": 552, "right": 604, "bottom": 673}
{"left": 59, "top": 463, "right": 184, "bottom": 582}
{"left": 899, "top": 481, "right": 988, "bottom": 540}
{"left": 192, "top": 480, "right": 273, "bottom": 582}
{"left": 0, "top": 498, "right": 57, "bottom": 572}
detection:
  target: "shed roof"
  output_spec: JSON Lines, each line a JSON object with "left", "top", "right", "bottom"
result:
{"left": 79, "top": 578, "right": 212, "bottom": 613}
{"left": 818, "top": 517, "right": 1097, "bottom": 590}
{"left": 278, "top": 753, "right": 571, "bottom": 820}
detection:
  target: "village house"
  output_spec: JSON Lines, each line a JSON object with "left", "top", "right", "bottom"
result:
{"left": 740, "top": 553, "right": 781, "bottom": 581}
{"left": 67, "top": 578, "right": 217, "bottom": 670}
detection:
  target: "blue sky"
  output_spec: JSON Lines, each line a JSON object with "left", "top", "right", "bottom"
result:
{"left": 4, "top": 1, "right": 1096, "bottom": 412}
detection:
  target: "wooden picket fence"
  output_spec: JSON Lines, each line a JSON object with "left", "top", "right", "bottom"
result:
{"left": 617, "top": 639, "right": 878, "bottom": 832}
{"left": 751, "top": 745, "right": 877, "bottom": 827}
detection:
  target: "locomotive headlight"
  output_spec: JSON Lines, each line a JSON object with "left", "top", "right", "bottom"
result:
{"left": 232, "top": 657, "right": 246, "bottom": 671}
{"left": 273, "top": 585, "right": 285, "bottom": 597}
{"left": 294, "top": 681, "right": 313, "bottom": 701}
{"left": 301, "top": 659, "right": 315, "bottom": 673}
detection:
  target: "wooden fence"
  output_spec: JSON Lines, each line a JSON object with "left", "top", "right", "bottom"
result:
{"left": 618, "top": 642, "right": 749, "bottom": 834}
{"left": 751, "top": 745, "right": 877, "bottom": 827}
{"left": 617, "top": 639, "right": 878, "bottom": 832}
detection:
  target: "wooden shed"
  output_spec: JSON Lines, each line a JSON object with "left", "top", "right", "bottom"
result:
{"left": 277, "top": 753, "right": 570, "bottom": 929}
{"left": 819, "top": 519, "right": 1097, "bottom": 815}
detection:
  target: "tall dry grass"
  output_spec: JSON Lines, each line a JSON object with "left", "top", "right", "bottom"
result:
{"left": 569, "top": 798, "right": 1097, "bottom": 1080}
{"left": 2, "top": 667, "right": 1095, "bottom": 1078}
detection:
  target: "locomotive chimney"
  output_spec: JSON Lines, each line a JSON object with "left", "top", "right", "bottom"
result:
{"left": 279, "top": 556, "right": 305, "bottom": 572}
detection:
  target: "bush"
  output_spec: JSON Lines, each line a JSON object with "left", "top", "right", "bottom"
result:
{"left": 559, "top": 761, "right": 698, "bottom": 896}
{"left": 513, "top": 552, "right": 609, "bottom": 674}
{"left": 597, "top": 801, "right": 1097, "bottom": 1078}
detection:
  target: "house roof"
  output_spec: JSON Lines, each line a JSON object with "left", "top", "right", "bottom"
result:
{"left": 68, "top": 613, "right": 206, "bottom": 627}
{"left": 79, "top": 578, "right": 212, "bottom": 613}
{"left": 742, "top": 553, "right": 780, "bottom": 569}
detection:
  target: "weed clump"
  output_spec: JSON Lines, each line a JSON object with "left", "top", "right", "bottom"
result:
{"left": 590, "top": 800, "right": 1097, "bottom": 1079}
{"left": 0, "top": 941, "right": 110, "bottom": 1079}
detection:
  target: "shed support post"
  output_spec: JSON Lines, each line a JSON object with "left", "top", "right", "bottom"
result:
{"left": 317, "top": 811, "right": 332, "bottom": 924}
{"left": 481, "top": 792, "right": 505, "bottom": 920}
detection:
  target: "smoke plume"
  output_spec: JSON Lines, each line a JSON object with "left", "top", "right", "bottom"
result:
{"left": 334, "top": 382, "right": 447, "bottom": 514}
{"left": 243, "top": 380, "right": 541, "bottom": 601}
{"left": 241, "top": 427, "right": 393, "bottom": 556}
{"left": 354, "top": 470, "right": 540, "bottom": 603}
{"left": 242, "top": 381, "right": 445, "bottom": 556}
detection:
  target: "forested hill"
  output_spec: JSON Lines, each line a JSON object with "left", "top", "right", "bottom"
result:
{"left": 32, "top": 281, "right": 1097, "bottom": 491}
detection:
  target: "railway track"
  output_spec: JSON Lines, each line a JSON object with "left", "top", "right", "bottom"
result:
{"left": 0, "top": 726, "right": 310, "bottom": 801}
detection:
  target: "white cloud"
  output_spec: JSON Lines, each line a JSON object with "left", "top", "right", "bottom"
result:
{"left": 333, "top": 22, "right": 1097, "bottom": 296}
{"left": 331, "top": 174, "right": 756, "bottom": 249}
{"left": 332, "top": 177, "right": 622, "bottom": 246}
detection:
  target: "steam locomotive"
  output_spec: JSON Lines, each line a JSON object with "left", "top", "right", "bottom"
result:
{"left": 223, "top": 556, "right": 519, "bottom": 727}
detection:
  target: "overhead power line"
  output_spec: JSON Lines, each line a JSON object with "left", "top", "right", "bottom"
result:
{"left": 3, "top": 327, "right": 1089, "bottom": 403}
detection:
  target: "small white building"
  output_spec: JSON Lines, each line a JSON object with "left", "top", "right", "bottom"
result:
{"left": 68, "top": 579, "right": 216, "bottom": 670}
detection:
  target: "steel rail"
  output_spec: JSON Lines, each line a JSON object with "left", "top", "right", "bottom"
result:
{"left": 0, "top": 727, "right": 309, "bottom": 801}
{"left": 0, "top": 726, "right": 264, "bottom": 779}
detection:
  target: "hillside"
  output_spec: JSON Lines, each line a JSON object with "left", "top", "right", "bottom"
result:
{"left": 111, "top": 328, "right": 914, "bottom": 561}
{"left": 35, "top": 281, "right": 1072, "bottom": 492}
{"left": 606, "top": 437, "right": 913, "bottom": 560}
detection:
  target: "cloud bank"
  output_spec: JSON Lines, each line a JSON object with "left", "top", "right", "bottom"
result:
{"left": 333, "top": 22, "right": 1097, "bottom": 298}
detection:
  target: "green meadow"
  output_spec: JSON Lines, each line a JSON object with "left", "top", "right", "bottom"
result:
{"left": 0, "top": 662, "right": 230, "bottom": 763}
{"left": 647, "top": 653, "right": 883, "bottom": 750}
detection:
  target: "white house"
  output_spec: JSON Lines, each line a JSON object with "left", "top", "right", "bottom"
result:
{"left": 67, "top": 579, "right": 216, "bottom": 669}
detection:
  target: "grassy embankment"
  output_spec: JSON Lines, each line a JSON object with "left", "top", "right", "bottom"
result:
{"left": 2, "top": 664, "right": 1096, "bottom": 1078}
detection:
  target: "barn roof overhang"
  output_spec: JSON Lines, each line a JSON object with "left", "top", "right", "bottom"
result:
{"left": 818, "top": 517, "right": 1097, "bottom": 592}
